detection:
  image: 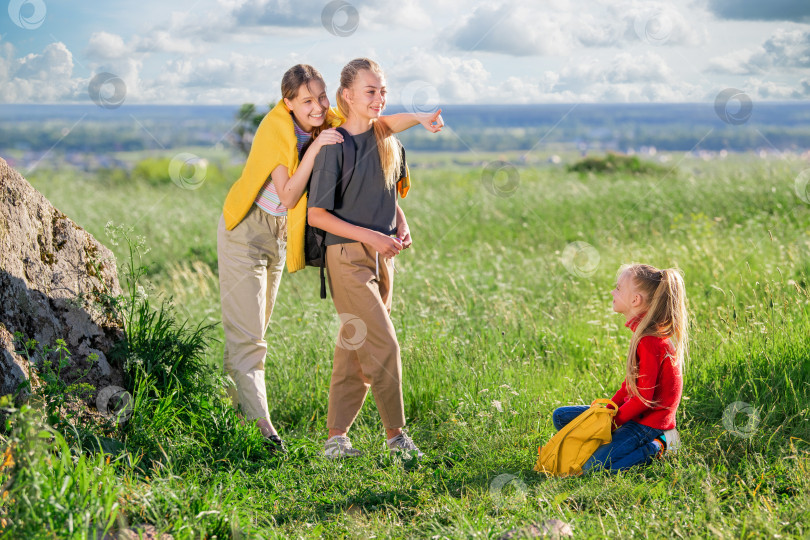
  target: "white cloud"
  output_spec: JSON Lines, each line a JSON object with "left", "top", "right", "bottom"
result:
{"left": 445, "top": 1, "right": 576, "bottom": 56}
{"left": 616, "top": 2, "right": 705, "bottom": 47}
{"left": 1, "top": 0, "right": 807, "bottom": 103}
{"left": 746, "top": 77, "right": 810, "bottom": 99}
{"left": 561, "top": 52, "right": 673, "bottom": 85}
{"left": 232, "top": 0, "right": 318, "bottom": 26}
{"left": 708, "top": 28, "right": 810, "bottom": 75}
{"left": 386, "top": 50, "right": 568, "bottom": 104}
{"left": 386, "top": 49, "right": 573, "bottom": 104}
{"left": 16, "top": 43, "right": 73, "bottom": 80}
{"left": 444, "top": 0, "right": 705, "bottom": 56}
{"left": 86, "top": 29, "right": 197, "bottom": 61}
{"left": 385, "top": 49, "right": 701, "bottom": 104}
{"left": 558, "top": 52, "right": 702, "bottom": 102}
{"left": 230, "top": 0, "right": 430, "bottom": 30}
{"left": 389, "top": 51, "right": 492, "bottom": 102}
{"left": 85, "top": 31, "right": 129, "bottom": 60}
{"left": 706, "top": 48, "right": 757, "bottom": 75}
{"left": 0, "top": 41, "right": 81, "bottom": 102}
{"left": 761, "top": 29, "right": 810, "bottom": 68}
{"left": 355, "top": 0, "right": 432, "bottom": 30}
{"left": 150, "top": 52, "right": 295, "bottom": 103}
{"left": 134, "top": 30, "right": 198, "bottom": 55}
{"left": 91, "top": 57, "right": 144, "bottom": 101}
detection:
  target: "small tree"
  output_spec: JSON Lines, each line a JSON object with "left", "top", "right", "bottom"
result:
{"left": 231, "top": 103, "right": 272, "bottom": 156}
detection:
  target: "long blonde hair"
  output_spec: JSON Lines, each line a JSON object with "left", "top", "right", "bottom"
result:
{"left": 335, "top": 58, "right": 402, "bottom": 189}
{"left": 622, "top": 264, "right": 689, "bottom": 404}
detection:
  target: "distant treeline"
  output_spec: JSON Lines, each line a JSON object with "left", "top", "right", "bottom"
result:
{"left": 2, "top": 103, "right": 810, "bottom": 153}
{"left": 0, "top": 119, "right": 227, "bottom": 153}
{"left": 396, "top": 126, "right": 810, "bottom": 152}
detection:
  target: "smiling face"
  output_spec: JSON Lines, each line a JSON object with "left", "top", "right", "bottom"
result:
{"left": 284, "top": 80, "right": 329, "bottom": 132}
{"left": 343, "top": 69, "right": 386, "bottom": 121}
{"left": 611, "top": 269, "right": 643, "bottom": 317}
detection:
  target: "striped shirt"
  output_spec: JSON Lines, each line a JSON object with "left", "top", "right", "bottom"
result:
{"left": 254, "top": 117, "right": 312, "bottom": 216}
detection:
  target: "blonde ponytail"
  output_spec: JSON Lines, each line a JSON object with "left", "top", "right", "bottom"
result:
{"left": 336, "top": 58, "right": 402, "bottom": 189}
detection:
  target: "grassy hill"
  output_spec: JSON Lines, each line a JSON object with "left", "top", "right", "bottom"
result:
{"left": 2, "top": 150, "right": 808, "bottom": 538}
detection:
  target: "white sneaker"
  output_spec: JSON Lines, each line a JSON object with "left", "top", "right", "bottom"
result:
{"left": 662, "top": 428, "right": 681, "bottom": 455}
{"left": 324, "top": 435, "right": 362, "bottom": 460}
{"left": 386, "top": 432, "right": 424, "bottom": 459}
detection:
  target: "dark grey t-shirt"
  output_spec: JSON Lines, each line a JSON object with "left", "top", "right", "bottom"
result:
{"left": 308, "top": 127, "right": 406, "bottom": 246}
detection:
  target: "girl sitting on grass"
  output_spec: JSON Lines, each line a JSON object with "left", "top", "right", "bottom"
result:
{"left": 552, "top": 263, "right": 688, "bottom": 473}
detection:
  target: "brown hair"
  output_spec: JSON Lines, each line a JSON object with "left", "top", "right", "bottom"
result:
{"left": 335, "top": 58, "right": 402, "bottom": 189}
{"left": 621, "top": 264, "right": 689, "bottom": 405}
{"left": 281, "top": 64, "right": 328, "bottom": 139}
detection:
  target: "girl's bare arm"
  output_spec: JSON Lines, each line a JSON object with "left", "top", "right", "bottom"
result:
{"left": 395, "top": 204, "right": 412, "bottom": 248}
{"left": 270, "top": 128, "right": 344, "bottom": 208}
{"left": 379, "top": 109, "right": 444, "bottom": 134}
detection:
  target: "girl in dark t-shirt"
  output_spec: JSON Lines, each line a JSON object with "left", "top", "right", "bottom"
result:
{"left": 308, "top": 58, "right": 427, "bottom": 460}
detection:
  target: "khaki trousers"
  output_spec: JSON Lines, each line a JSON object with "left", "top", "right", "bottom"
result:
{"left": 216, "top": 206, "right": 286, "bottom": 423}
{"left": 325, "top": 242, "right": 406, "bottom": 431}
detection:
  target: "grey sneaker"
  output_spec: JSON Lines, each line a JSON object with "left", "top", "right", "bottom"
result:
{"left": 386, "top": 432, "right": 424, "bottom": 459}
{"left": 662, "top": 428, "right": 681, "bottom": 455}
{"left": 324, "top": 435, "right": 362, "bottom": 460}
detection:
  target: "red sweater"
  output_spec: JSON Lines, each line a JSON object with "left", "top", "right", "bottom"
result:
{"left": 610, "top": 317, "right": 682, "bottom": 430}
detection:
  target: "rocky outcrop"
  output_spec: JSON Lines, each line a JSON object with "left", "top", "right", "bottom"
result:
{"left": 0, "top": 157, "right": 124, "bottom": 401}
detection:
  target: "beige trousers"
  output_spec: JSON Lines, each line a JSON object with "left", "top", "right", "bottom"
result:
{"left": 325, "top": 242, "right": 406, "bottom": 431}
{"left": 216, "top": 206, "right": 286, "bottom": 423}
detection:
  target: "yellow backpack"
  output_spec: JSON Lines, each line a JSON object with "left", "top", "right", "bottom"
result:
{"left": 534, "top": 399, "right": 618, "bottom": 476}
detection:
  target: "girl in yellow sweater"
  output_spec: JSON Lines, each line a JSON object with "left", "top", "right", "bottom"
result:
{"left": 217, "top": 64, "right": 442, "bottom": 452}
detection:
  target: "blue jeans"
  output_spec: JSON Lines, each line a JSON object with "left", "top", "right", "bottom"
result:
{"left": 552, "top": 405, "right": 662, "bottom": 474}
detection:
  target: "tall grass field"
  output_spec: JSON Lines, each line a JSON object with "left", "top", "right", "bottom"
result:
{"left": 1, "top": 149, "right": 809, "bottom": 539}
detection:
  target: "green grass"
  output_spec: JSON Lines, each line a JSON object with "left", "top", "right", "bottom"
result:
{"left": 1, "top": 150, "right": 809, "bottom": 538}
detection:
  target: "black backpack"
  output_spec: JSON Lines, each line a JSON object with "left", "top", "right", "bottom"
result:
{"left": 301, "top": 126, "right": 356, "bottom": 299}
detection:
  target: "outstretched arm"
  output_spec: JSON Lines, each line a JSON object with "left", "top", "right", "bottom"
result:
{"left": 380, "top": 109, "right": 444, "bottom": 134}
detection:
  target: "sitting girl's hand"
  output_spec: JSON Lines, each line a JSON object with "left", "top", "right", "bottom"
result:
{"left": 313, "top": 128, "right": 344, "bottom": 150}
{"left": 368, "top": 231, "right": 402, "bottom": 258}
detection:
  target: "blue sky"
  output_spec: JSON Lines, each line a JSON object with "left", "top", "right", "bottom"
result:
{"left": 2, "top": 0, "right": 810, "bottom": 105}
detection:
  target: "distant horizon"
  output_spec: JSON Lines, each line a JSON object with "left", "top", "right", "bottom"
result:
{"left": 3, "top": 98, "right": 810, "bottom": 156}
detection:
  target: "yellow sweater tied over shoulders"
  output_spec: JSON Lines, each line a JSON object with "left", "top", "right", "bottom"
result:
{"left": 222, "top": 100, "right": 411, "bottom": 273}
{"left": 222, "top": 99, "right": 340, "bottom": 272}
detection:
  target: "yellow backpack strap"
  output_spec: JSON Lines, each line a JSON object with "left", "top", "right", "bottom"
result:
{"left": 590, "top": 398, "right": 618, "bottom": 415}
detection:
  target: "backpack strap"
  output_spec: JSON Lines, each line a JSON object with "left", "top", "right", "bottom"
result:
{"left": 590, "top": 398, "right": 618, "bottom": 414}
{"left": 316, "top": 127, "right": 356, "bottom": 299}
{"left": 335, "top": 126, "right": 356, "bottom": 202}
{"left": 320, "top": 266, "right": 327, "bottom": 299}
